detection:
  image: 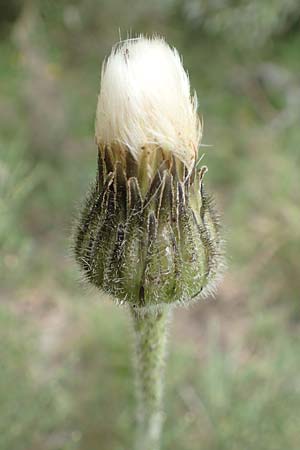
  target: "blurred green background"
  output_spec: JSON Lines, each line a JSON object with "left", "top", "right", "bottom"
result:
{"left": 1, "top": 1, "right": 300, "bottom": 449}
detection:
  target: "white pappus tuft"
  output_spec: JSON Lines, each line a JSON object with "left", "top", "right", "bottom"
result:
{"left": 95, "top": 36, "right": 202, "bottom": 171}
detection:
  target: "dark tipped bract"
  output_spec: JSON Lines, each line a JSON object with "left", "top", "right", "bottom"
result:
{"left": 74, "top": 145, "right": 223, "bottom": 310}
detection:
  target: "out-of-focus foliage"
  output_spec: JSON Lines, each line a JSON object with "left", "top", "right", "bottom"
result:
{"left": 179, "top": 0, "right": 300, "bottom": 48}
{"left": 0, "top": 141, "right": 40, "bottom": 284}
{"left": 1, "top": 0, "right": 300, "bottom": 449}
{"left": 0, "top": 0, "right": 24, "bottom": 36}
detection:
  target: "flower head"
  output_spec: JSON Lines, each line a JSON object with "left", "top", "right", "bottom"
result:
{"left": 74, "top": 36, "right": 223, "bottom": 311}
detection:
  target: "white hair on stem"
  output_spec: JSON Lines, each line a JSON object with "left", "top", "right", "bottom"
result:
{"left": 95, "top": 36, "right": 202, "bottom": 171}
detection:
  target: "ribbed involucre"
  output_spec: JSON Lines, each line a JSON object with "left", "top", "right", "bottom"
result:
{"left": 74, "top": 145, "right": 223, "bottom": 310}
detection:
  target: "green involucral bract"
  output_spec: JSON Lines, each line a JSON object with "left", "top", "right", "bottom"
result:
{"left": 74, "top": 145, "right": 222, "bottom": 310}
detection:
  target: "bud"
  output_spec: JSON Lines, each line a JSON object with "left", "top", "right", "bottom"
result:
{"left": 74, "top": 37, "right": 223, "bottom": 311}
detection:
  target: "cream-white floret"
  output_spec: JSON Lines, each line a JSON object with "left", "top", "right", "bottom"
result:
{"left": 95, "top": 36, "right": 202, "bottom": 171}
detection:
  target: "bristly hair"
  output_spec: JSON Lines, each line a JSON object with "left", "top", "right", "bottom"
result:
{"left": 95, "top": 36, "right": 202, "bottom": 172}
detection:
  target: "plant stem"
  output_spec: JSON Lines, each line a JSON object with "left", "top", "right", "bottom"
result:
{"left": 130, "top": 306, "right": 170, "bottom": 450}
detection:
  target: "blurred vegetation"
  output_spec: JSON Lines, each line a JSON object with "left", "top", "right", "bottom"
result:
{"left": 1, "top": 0, "right": 300, "bottom": 449}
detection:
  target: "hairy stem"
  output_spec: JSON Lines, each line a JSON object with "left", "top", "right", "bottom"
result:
{"left": 130, "top": 306, "right": 170, "bottom": 450}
